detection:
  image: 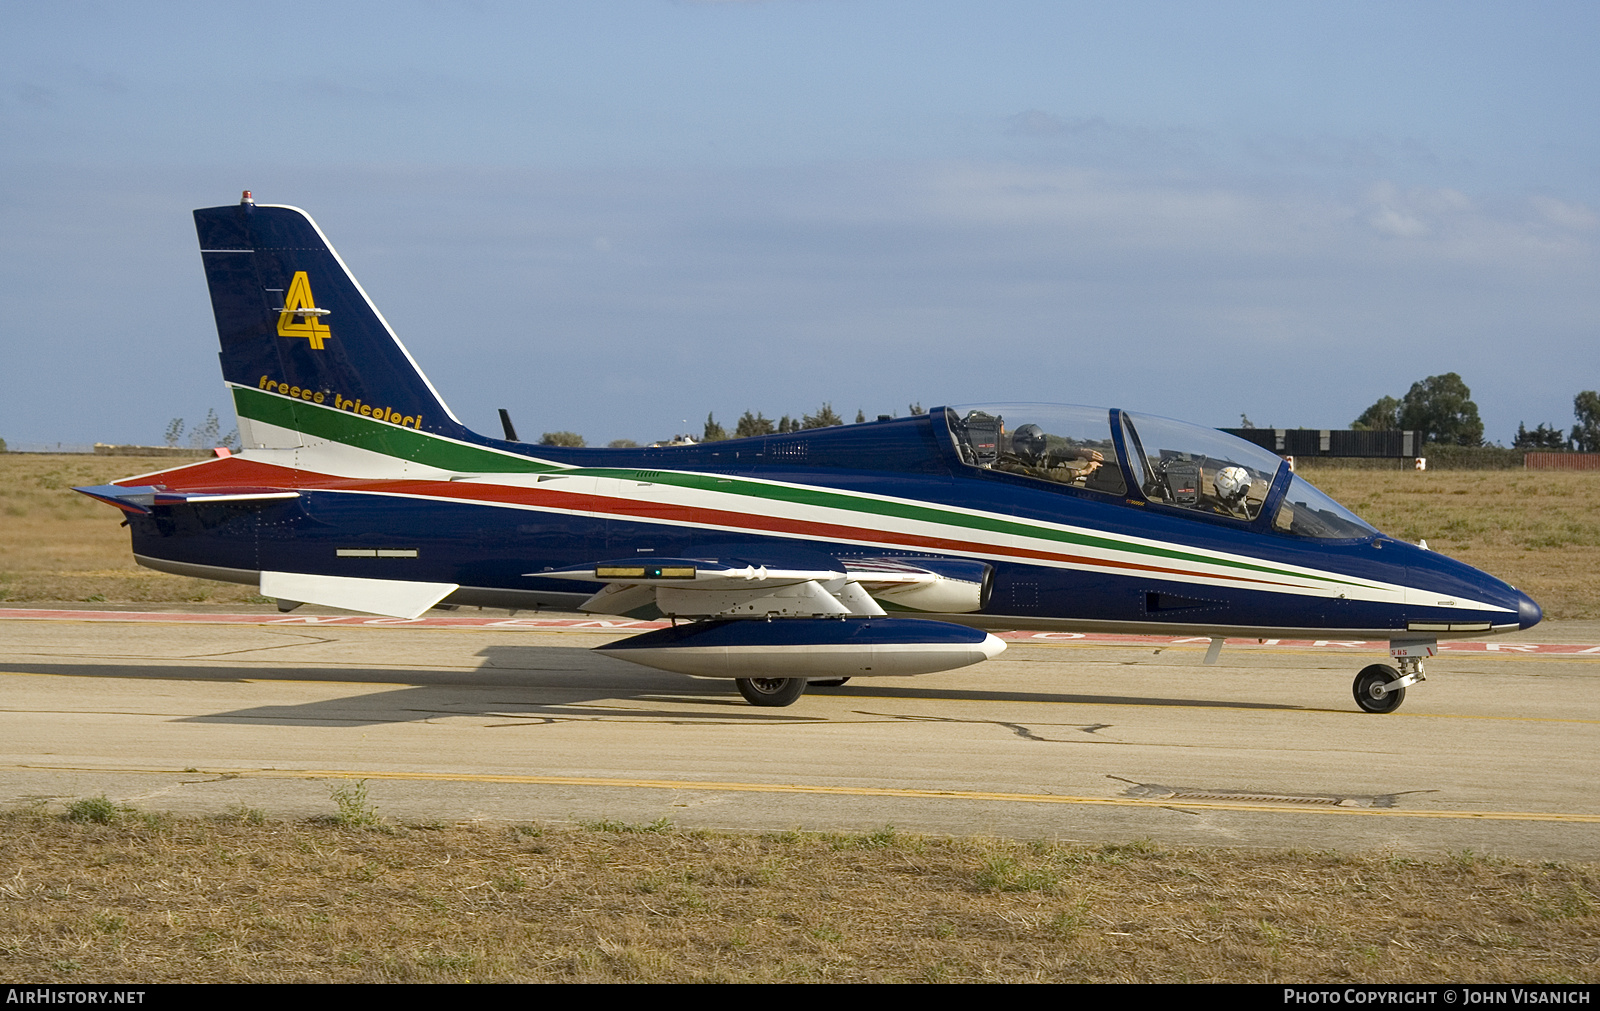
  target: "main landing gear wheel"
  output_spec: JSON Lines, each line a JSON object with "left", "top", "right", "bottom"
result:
{"left": 809, "top": 678, "right": 851, "bottom": 688}
{"left": 1353, "top": 663, "right": 1406, "bottom": 714}
{"left": 735, "top": 677, "right": 808, "bottom": 707}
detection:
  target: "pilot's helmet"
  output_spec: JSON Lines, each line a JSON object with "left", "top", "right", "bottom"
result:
{"left": 1011, "top": 423, "right": 1048, "bottom": 460}
{"left": 1214, "top": 465, "right": 1251, "bottom": 503}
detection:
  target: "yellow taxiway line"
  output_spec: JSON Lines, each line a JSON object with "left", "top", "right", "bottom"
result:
{"left": 13, "top": 764, "right": 1600, "bottom": 824}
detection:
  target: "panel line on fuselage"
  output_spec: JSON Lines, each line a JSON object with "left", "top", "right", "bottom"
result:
{"left": 133, "top": 457, "right": 1495, "bottom": 614}
{"left": 141, "top": 384, "right": 1511, "bottom": 617}
{"left": 222, "top": 396, "right": 1383, "bottom": 589}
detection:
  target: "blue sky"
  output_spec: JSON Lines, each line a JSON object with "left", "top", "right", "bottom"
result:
{"left": 3, "top": 1, "right": 1597, "bottom": 447}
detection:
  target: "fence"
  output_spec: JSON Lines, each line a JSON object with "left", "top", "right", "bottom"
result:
{"left": 1525, "top": 452, "right": 1600, "bottom": 471}
{"left": 92, "top": 444, "right": 211, "bottom": 458}
{"left": 1215, "top": 430, "right": 1593, "bottom": 470}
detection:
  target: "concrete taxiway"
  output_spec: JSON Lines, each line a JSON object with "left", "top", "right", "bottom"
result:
{"left": 1, "top": 607, "right": 1596, "bottom": 859}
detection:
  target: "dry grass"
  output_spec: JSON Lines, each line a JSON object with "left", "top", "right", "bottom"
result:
{"left": 0, "top": 454, "right": 264, "bottom": 606}
{"left": 1310, "top": 470, "right": 1600, "bottom": 619}
{"left": 2, "top": 454, "right": 1598, "bottom": 618}
{"left": 1, "top": 804, "right": 1595, "bottom": 983}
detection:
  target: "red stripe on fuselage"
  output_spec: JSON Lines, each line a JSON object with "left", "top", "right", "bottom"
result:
{"left": 118, "top": 457, "right": 1302, "bottom": 589}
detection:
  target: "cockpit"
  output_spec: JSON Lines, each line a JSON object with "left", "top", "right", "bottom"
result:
{"left": 946, "top": 404, "right": 1378, "bottom": 540}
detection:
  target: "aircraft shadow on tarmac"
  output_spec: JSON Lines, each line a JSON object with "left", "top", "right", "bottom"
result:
{"left": 7, "top": 644, "right": 1310, "bottom": 727}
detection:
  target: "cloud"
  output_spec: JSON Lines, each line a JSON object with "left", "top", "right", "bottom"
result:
{"left": 1, "top": 158, "right": 1595, "bottom": 448}
{"left": 1006, "top": 109, "right": 1070, "bottom": 137}
{"left": 1530, "top": 195, "right": 1599, "bottom": 231}
{"left": 1368, "top": 204, "right": 1429, "bottom": 238}
{"left": 296, "top": 75, "right": 424, "bottom": 106}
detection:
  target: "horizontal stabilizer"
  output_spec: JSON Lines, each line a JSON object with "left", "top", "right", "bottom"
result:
{"left": 156, "top": 488, "right": 300, "bottom": 504}
{"left": 75, "top": 484, "right": 299, "bottom": 514}
{"left": 73, "top": 484, "right": 164, "bottom": 514}
{"left": 258, "top": 571, "right": 459, "bottom": 620}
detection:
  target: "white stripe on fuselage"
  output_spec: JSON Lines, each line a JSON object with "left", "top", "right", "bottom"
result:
{"left": 227, "top": 418, "right": 1503, "bottom": 615}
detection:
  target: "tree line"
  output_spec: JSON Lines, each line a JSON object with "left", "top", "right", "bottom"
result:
{"left": 539, "top": 403, "right": 926, "bottom": 448}
{"left": 537, "top": 377, "right": 1600, "bottom": 453}
{"left": 5, "top": 384, "right": 1598, "bottom": 455}
{"left": 1350, "top": 373, "right": 1600, "bottom": 452}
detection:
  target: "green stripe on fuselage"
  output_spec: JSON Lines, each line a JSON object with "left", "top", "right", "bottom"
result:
{"left": 234, "top": 386, "right": 1378, "bottom": 591}
{"left": 232, "top": 386, "right": 559, "bottom": 474}
{"left": 555, "top": 467, "right": 1378, "bottom": 590}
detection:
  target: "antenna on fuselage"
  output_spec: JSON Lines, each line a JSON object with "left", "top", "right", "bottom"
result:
{"left": 499, "top": 409, "right": 520, "bottom": 442}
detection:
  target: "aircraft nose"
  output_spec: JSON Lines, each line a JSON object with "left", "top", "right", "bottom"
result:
{"left": 1517, "top": 590, "right": 1543, "bottom": 630}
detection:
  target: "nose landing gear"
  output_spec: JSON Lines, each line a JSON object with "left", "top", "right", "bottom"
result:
{"left": 1353, "top": 639, "right": 1434, "bottom": 714}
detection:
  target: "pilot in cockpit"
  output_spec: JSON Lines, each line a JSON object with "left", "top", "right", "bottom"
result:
{"left": 994, "top": 423, "right": 1106, "bottom": 485}
{"left": 1212, "top": 464, "right": 1255, "bottom": 519}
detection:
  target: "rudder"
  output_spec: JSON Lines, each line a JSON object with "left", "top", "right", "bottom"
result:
{"left": 194, "top": 193, "right": 468, "bottom": 449}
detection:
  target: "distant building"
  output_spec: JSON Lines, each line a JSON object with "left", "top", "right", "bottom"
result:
{"left": 1219, "top": 428, "right": 1421, "bottom": 460}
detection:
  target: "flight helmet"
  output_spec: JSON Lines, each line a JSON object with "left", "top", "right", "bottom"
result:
{"left": 1214, "top": 465, "right": 1251, "bottom": 503}
{"left": 1011, "top": 423, "right": 1048, "bottom": 461}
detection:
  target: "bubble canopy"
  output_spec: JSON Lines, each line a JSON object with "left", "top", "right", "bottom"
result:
{"left": 944, "top": 404, "right": 1378, "bottom": 540}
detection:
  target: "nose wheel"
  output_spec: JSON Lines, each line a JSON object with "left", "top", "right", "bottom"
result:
{"left": 1353, "top": 647, "right": 1429, "bottom": 714}
{"left": 1353, "top": 664, "right": 1406, "bottom": 713}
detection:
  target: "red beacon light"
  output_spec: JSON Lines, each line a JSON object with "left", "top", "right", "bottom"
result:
{"left": 240, "top": 190, "right": 254, "bottom": 205}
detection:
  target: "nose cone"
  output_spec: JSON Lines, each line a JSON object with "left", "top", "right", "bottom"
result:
{"left": 1517, "top": 590, "right": 1543, "bottom": 630}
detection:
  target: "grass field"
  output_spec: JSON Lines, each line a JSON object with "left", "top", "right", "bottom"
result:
{"left": 0, "top": 454, "right": 265, "bottom": 607}
{"left": 1306, "top": 469, "right": 1600, "bottom": 620}
{"left": 2, "top": 803, "right": 1595, "bottom": 983}
{"left": 3, "top": 453, "right": 1597, "bottom": 617}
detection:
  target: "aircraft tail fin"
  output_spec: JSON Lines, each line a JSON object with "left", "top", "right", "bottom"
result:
{"left": 194, "top": 193, "right": 469, "bottom": 450}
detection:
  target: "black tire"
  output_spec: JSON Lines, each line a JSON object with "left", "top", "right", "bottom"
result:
{"left": 809, "top": 678, "right": 851, "bottom": 688}
{"left": 1353, "top": 663, "right": 1405, "bottom": 714}
{"left": 735, "top": 677, "right": 808, "bottom": 707}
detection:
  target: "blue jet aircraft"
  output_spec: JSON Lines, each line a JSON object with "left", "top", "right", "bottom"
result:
{"left": 77, "top": 193, "right": 1543, "bottom": 711}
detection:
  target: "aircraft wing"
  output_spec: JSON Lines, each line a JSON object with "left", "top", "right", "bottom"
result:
{"left": 537, "top": 558, "right": 883, "bottom": 619}
{"left": 535, "top": 555, "right": 989, "bottom": 620}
